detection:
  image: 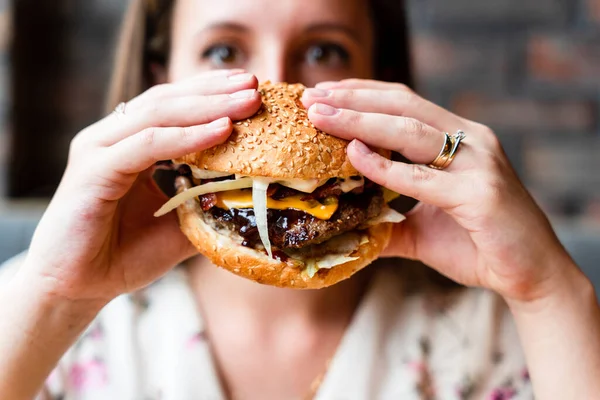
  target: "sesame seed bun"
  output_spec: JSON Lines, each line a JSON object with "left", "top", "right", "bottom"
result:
{"left": 177, "top": 195, "right": 393, "bottom": 289}
{"left": 175, "top": 81, "right": 388, "bottom": 180}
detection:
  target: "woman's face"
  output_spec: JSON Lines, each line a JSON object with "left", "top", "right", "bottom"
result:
{"left": 168, "top": 0, "right": 374, "bottom": 86}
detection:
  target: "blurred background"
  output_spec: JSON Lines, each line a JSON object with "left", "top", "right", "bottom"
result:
{"left": 0, "top": 0, "right": 598, "bottom": 278}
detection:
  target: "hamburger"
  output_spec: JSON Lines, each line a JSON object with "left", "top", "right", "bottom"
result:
{"left": 155, "top": 81, "right": 405, "bottom": 289}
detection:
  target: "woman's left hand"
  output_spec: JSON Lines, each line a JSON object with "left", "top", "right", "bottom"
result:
{"left": 302, "top": 79, "right": 582, "bottom": 304}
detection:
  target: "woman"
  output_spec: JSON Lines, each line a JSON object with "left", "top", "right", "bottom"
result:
{"left": 1, "top": 0, "right": 599, "bottom": 398}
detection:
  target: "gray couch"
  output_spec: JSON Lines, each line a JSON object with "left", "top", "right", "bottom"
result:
{"left": 1, "top": 211, "right": 599, "bottom": 291}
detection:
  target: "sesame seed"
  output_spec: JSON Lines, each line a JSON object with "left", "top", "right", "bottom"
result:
{"left": 247, "top": 145, "right": 255, "bottom": 149}
{"left": 246, "top": 118, "right": 251, "bottom": 123}
{"left": 312, "top": 137, "right": 318, "bottom": 144}
{"left": 260, "top": 117, "right": 267, "bottom": 122}
{"left": 290, "top": 121, "right": 296, "bottom": 127}
{"left": 234, "top": 268, "right": 240, "bottom": 273}
{"left": 228, "top": 161, "right": 233, "bottom": 168}
{"left": 303, "top": 121, "right": 309, "bottom": 127}
{"left": 236, "top": 122, "right": 243, "bottom": 126}
{"left": 276, "top": 117, "right": 282, "bottom": 123}
{"left": 326, "top": 148, "right": 332, "bottom": 154}
{"left": 267, "top": 121, "right": 272, "bottom": 127}
{"left": 252, "top": 163, "right": 260, "bottom": 169}
{"left": 235, "top": 255, "right": 241, "bottom": 262}
{"left": 277, "top": 161, "right": 284, "bottom": 166}
{"left": 267, "top": 129, "right": 275, "bottom": 134}
{"left": 250, "top": 156, "right": 258, "bottom": 161}
{"left": 243, "top": 122, "right": 249, "bottom": 127}
{"left": 300, "top": 139, "right": 309, "bottom": 144}
{"left": 271, "top": 144, "right": 278, "bottom": 149}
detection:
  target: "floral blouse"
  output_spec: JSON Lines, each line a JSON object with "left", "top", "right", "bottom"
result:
{"left": 2, "top": 255, "right": 533, "bottom": 399}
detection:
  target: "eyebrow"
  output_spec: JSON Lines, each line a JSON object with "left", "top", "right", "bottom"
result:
{"left": 304, "top": 23, "right": 362, "bottom": 43}
{"left": 198, "top": 22, "right": 250, "bottom": 34}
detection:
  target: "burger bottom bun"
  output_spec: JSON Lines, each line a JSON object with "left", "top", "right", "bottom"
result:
{"left": 177, "top": 198, "right": 393, "bottom": 289}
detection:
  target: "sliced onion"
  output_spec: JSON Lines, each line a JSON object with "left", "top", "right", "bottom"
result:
{"left": 339, "top": 177, "right": 364, "bottom": 193}
{"left": 305, "top": 260, "right": 319, "bottom": 278}
{"left": 252, "top": 178, "right": 273, "bottom": 258}
{"left": 364, "top": 207, "right": 406, "bottom": 226}
{"left": 154, "top": 178, "right": 253, "bottom": 217}
{"left": 316, "top": 255, "right": 359, "bottom": 269}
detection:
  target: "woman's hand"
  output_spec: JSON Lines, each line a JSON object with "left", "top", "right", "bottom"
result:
{"left": 19, "top": 69, "right": 261, "bottom": 306}
{"left": 302, "top": 79, "right": 583, "bottom": 304}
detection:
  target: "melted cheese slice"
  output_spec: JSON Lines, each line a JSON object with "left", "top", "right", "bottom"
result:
{"left": 216, "top": 190, "right": 338, "bottom": 220}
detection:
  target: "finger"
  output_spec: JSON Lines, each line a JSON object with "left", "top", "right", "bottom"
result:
{"left": 97, "top": 89, "right": 261, "bottom": 146}
{"left": 347, "top": 139, "right": 462, "bottom": 208}
{"left": 315, "top": 79, "right": 406, "bottom": 91}
{"left": 107, "top": 117, "right": 233, "bottom": 175}
{"left": 308, "top": 103, "right": 444, "bottom": 164}
{"left": 129, "top": 70, "right": 257, "bottom": 107}
{"left": 310, "top": 81, "right": 464, "bottom": 133}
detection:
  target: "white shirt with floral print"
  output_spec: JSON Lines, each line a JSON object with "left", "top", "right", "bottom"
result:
{"left": 1, "top": 255, "right": 533, "bottom": 400}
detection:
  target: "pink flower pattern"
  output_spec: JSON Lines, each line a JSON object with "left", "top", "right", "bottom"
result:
{"left": 68, "top": 359, "right": 108, "bottom": 392}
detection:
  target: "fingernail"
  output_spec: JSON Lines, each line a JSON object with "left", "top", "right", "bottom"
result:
{"left": 352, "top": 140, "right": 373, "bottom": 155}
{"left": 313, "top": 103, "right": 339, "bottom": 116}
{"left": 228, "top": 72, "right": 254, "bottom": 82}
{"left": 305, "top": 88, "right": 330, "bottom": 98}
{"left": 207, "top": 117, "right": 228, "bottom": 129}
{"left": 230, "top": 89, "right": 256, "bottom": 99}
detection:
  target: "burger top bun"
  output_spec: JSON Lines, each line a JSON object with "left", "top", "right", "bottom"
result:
{"left": 175, "top": 81, "right": 362, "bottom": 180}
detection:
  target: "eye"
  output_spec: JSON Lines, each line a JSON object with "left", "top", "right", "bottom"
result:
{"left": 201, "top": 44, "right": 243, "bottom": 67}
{"left": 305, "top": 42, "right": 350, "bottom": 67}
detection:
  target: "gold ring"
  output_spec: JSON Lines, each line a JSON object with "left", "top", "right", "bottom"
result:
{"left": 428, "top": 130, "right": 466, "bottom": 170}
{"left": 114, "top": 102, "right": 127, "bottom": 119}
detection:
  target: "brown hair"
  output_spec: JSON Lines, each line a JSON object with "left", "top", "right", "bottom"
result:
{"left": 107, "top": 0, "right": 414, "bottom": 110}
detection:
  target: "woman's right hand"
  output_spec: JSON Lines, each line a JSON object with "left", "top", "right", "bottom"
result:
{"left": 16, "top": 69, "right": 261, "bottom": 306}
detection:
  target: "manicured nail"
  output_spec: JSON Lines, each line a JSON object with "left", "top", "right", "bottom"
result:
{"left": 207, "top": 117, "right": 229, "bottom": 129}
{"left": 352, "top": 140, "right": 373, "bottom": 155}
{"left": 228, "top": 72, "right": 254, "bottom": 82}
{"left": 230, "top": 89, "right": 256, "bottom": 99}
{"left": 313, "top": 103, "right": 339, "bottom": 116}
{"left": 304, "top": 88, "right": 330, "bottom": 98}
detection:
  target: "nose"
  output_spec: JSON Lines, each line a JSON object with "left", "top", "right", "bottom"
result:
{"left": 252, "top": 41, "right": 290, "bottom": 84}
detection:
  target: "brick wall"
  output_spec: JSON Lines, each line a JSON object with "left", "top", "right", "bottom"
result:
{"left": 407, "top": 0, "right": 600, "bottom": 227}
{"left": 0, "top": 0, "right": 9, "bottom": 198}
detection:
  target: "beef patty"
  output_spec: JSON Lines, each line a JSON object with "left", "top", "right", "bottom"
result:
{"left": 205, "top": 190, "right": 384, "bottom": 250}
